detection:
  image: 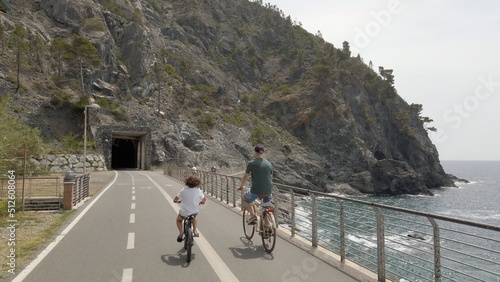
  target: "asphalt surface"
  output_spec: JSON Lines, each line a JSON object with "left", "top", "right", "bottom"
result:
{"left": 12, "top": 170, "right": 366, "bottom": 282}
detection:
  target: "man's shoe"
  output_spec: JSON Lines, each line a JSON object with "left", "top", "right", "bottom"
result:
{"left": 246, "top": 214, "right": 257, "bottom": 225}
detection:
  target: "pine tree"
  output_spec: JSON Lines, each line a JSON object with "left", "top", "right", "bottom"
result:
{"left": 11, "top": 25, "right": 28, "bottom": 92}
{"left": 68, "top": 35, "right": 102, "bottom": 96}
{"left": 50, "top": 37, "right": 71, "bottom": 78}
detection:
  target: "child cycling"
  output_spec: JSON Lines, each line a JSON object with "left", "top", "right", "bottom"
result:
{"left": 173, "top": 175, "right": 206, "bottom": 242}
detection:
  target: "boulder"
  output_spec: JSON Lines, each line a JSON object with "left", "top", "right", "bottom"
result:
{"left": 371, "top": 159, "right": 430, "bottom": 195}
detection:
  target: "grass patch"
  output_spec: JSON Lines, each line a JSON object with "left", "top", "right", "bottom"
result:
{"left": 0, "top": 209, "right": 75, "bottom": 280}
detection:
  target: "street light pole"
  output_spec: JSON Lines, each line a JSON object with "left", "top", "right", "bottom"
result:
{"left": 83, "top": 103, "right": 100, "bottom": 175}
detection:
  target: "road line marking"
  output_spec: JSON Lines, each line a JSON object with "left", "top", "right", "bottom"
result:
{"left": 130, "top": 213, "right": 135, "bottom": 224}
{"left": 122, "top": 268, "right": 133, "bottom": 282}
{"left": 140, "top": 172, "right": 239, "bottom": 282}
{"left": 127, "top": 232, "right": 135, "bottom": 249}
{"left": 131, "top": 203, "right": 136, "bottom": 210}
{"left": 132, "top": 186, "right": 135, "bottom": 190}
{"left": 12, "top": 171, "right": 119, "bottom": 282}
{"left": 132, "top": 190, "right": 135, "bottom": 194}
{"left": 132, "top": 195, "right": 136, "bottom": 200}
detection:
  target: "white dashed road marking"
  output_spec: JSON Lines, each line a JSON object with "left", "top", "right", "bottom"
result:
{"left": 121, "top": 268, "right": 133, "bottom": 282}
{"left": 127, "top": 232, "right": 135, "bottom": 249}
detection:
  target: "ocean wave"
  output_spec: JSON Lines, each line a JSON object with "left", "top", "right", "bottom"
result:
{"left": 346, "top": 234, "right": 377, "bottom": 248}
{"left": 438, "top": 209, "right": 500, "bottom": 221}
{"left": 405, "top": 194, "right": 434, "bottom": 198}
{"left": 454, "top": 180, "right": 479, "bottom": 186}
{"left": 345, "top": 233, "right": 429, "bottom": 253}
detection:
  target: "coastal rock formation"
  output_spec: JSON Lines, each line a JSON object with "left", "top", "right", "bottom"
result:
{"left": 0, "top": 0, "right": 455, "bottom": 195}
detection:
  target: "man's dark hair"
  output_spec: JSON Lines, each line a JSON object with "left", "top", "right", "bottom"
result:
{"left": 254, "top": 144, "right": 265, "bottom": 153}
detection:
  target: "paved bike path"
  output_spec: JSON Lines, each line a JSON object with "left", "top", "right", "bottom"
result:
{"left": 13, "top": 170, "right": 363, "bottom": 282}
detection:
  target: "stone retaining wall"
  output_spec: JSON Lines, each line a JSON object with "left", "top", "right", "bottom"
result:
{"left": 30, "top": 154, "right": 107, "bottom": 173}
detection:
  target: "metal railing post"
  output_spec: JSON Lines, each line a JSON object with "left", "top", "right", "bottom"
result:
{"left": 373, "top": 207, "right": 386, "bottom": 282}
{"left": 232, "top": 178, "right": 237, "bottom": 207}
{"left": 215, "top": 175, "right": 219, "bottom": 199}
{"left": 226, "top": 178, "right": 229, "bottom": 204}
{"left": 272, "top": 186, "right": 280, "bottom": 227}
{"left": 211, "top": 174, "right": 214, "bottom": 196}
{"left": 289, "top": 188, "right": 295, "bottom": 237}
{"left": 310, "top": 193, "right": 318, "bottom": 247}
{"left": 336, "top": 199, "right": 346, "bottom": 262}
{"left": 428, "top": 217, "right": 442, "bottom": 282}
{"left": 205, "top": 172, "right": 208, "bottom": 193}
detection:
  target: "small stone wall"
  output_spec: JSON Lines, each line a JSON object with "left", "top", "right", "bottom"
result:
{"left": 30, "top": 154, "right": 107, "bottom": 173}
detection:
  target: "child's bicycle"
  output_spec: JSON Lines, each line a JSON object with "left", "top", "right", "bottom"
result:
{"left": 242, "top": 194, "right": 277, "bottom": 253}
{"left": 182, "top": 214, "right": 196, "bottom": 262}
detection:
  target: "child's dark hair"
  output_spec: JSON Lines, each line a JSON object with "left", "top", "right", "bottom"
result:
{"left": 185, "top": 175, "right": 201, "bottom": 188}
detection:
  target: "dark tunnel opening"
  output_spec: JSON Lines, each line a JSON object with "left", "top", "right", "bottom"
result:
{"left": 112, "top": 138, "right": 137, "bottom": 169}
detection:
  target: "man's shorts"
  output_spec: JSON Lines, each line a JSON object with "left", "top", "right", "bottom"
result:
{"left": 243, "top": 190, "right": 271, "bottom": 204}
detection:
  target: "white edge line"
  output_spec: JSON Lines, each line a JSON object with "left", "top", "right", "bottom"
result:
{"left": 139, "top": 172, "right": 239, "bottom": 282}
{"left": 12, "top": 171, "right": 119, "bottom": 282}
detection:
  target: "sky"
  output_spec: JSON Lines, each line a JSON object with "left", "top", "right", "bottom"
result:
{"left": 266, "top": 0, "right": 500, "bottom": 160}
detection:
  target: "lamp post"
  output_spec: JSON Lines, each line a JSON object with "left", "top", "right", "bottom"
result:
{"left": 83, "top": 103, "right": 100, "bottom": 175}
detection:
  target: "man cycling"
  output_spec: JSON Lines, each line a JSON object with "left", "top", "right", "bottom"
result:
{"left": 237, "top": 145, "right": 273, "bottom": 224}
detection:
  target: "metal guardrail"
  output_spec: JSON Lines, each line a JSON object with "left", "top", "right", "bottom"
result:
{"left": 73, "top": 174, "right": 90, "bottom": 206}
{"left": 165, "top": 164, "right": 500, "bottom": 282}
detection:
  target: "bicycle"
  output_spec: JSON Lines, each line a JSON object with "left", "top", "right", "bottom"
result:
{"left": 174, "top": 200, "right": 201, "bottom": 263}
{"left": 182, "top": 214, "right": 196, "bottom": 262}
{"left": 242, "top": 194, "right": 277, "bottom": 253}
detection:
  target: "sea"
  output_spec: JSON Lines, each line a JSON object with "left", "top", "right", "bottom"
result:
{"left": 294, "top": 160, "right": 500, "bottom": 281}
{"left": 359, "top": 160, "right": 500, "bottom": 281}
{"left": 363, "top": 160, "right": 500, "bottom": 226}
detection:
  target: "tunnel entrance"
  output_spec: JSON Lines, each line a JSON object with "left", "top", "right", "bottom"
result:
{"left": 110, "top": 131, "right": 148, "bottom": 170}
{"left": 112, "top": 138, "right": 137, "bottom": 169}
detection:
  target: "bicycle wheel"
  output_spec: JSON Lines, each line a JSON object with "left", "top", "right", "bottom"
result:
{"left": 185, "top": 221, "right": 193, "bottom": 262}
{"left": 261, "top": 211, "right": 277, "bottom": 253}
{"left": 183, "top": 220, "right": 189, "bottom": 250}
{"left": 242, "top": 208, "right": 255, "bottom": 239}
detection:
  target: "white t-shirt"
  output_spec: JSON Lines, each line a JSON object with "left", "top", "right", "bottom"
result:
{"left": 178, "top": 187, "right": 205, "bottom": 217}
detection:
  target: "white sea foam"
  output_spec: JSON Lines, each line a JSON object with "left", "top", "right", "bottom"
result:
{"left": 347, "top": 234, "right": 377, "bottom": 248}
{"left": 406, "top": 194, "right": 433, "bottom": 198}
{"left": 295, "top": 205, "right": 311, "bottom": 218}
{"left": 438, "top": 209, "right": 500, "bottom": 221}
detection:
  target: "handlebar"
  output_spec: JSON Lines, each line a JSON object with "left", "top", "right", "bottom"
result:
{"left": 174, "top": 200, "right": 205, "bottom": 205}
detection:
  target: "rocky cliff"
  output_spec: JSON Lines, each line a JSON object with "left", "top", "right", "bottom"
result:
{"left": 0, "top": 0, "right": 456, "bottom": 195}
